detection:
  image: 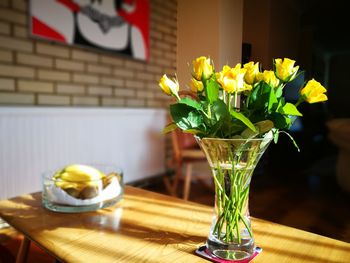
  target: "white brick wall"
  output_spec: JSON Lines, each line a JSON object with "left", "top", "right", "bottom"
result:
{"left": 55, "top": 59, "right": 84, "bottom": 71}
{"left": 17, "top": 53, "right": 53, "bottom": 68}
{"left": 0, "top": 92, "right": 34, "bottom": 104}
{"left": 37, "top": 94, "right": 70, "bottom": 105}
{"left": 56, "top": 83, "right": 85, "bottom": 94}
{"left": 0, "top": 64, "right": 35, "bottom": 78}
{"left": 0, "top": 50, "right": 12, "bottom": 62}
{"left": 36, "top": 43, "right": 70, "bottom": 58}
{"left": 18, "top": 80, "right": 54, "bottom": 93}
{"left": 0, "top": 35, "right": 33, "bottom": 52}
{"left": 38, "top": 69, "right": 70, "bottom": 82}
{"left": 0, "top": 78, "right": 15, "bottom": 91}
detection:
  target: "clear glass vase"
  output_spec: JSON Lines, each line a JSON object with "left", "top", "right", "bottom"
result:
{"left": 196, "top": 136, "right": 272, "bottom": 260}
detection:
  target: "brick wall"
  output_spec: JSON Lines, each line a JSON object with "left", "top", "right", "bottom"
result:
{"left": 0, "top": 0, "right": 176, "bottom": 108}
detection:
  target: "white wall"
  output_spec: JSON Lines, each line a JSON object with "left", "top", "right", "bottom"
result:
{"left": 0, "top": 107, "right": 166, "bottom": 199}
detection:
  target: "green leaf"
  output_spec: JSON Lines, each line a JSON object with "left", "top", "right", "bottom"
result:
{"left": 207, "top": 120, "right": 224, "bottom": 137}
{"left": 276, "top": 99, "right": 284, "bottom": 112}
{"left": 273, "top": 129, "right": 279, "bottom": 144}
{"left": 179, "top": 97, "right": 201, "bottom": 110}
{"left": 241, "top": 127, "right": 258, "bottom": 139}
{"left": 271, "top": 112, "right": 291, "bottom": 129}
{"left": 206, "top": 79, "right": 220, "bottom": 103}
{"left": 212, "top": 100, "right": 229, "bottom": 121}
{"left": 183, "top": 129, "right": 201, "bottom": 134}
{"left": 162, "top": 122, "right": 178, "bottom": 134}
{"left": 230, "top": 110, "right": 257, "bottom": 132}
{"left": 203, "top": 100, "right": 230, "bottom": 137}
{"left": 187, "top": 111, "right": 203, "bottom": 128}
{"left": 275, "top": 86, "right": 283, "bottom": 98}
{"left": 170, "top": 103, "right": 193, "bottom": 130}
{"left": 248, "top": 82, "right": 271, "bottom": 110}
{"left": 255, "top": 120, "right": 274, "bottom": 134}
{"left": 268, "top": 87, "right": 278, "bottom": 112}
{"left": 227, "top": 121, "right": 246, "bottom": 136}
{"left": 248, "top": 83, "right": 261, "bottom": 107}
{"left": 282, "top": 103, "right": 303, "bottom": 116}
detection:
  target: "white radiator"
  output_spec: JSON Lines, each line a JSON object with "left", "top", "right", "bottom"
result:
{"left": 0, "top": 107, "right": 166, "bottom": 199}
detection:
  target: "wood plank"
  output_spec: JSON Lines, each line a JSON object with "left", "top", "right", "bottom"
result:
{"left": 0, "top": 186, "right": 349, "bottom": 262}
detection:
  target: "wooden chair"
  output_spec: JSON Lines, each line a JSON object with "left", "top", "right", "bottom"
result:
{"left": 167, "top": 129, "right": 211, "bottom": 200}
{"left": 162, "top": 90, "right": 211, "bottom": 200}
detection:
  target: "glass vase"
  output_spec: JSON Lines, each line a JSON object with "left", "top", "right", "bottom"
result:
{"left": 196, "top": 136, "right": 272, "bottom": 260}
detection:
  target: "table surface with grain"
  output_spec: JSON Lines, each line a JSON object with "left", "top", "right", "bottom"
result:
{"left": 0, "top": 186, "right": 349, "bottom": 263}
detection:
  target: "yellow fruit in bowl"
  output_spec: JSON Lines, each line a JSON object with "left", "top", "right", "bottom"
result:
{"left": 56, "top": 164, "right": 105, "bottom": 182}
{"left": 54, "top": 164, "right": 107, "bottom": 199}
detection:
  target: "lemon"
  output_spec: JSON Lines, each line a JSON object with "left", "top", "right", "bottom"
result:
{"left": 59, "top": 164, "right": 105, "bottom": 182}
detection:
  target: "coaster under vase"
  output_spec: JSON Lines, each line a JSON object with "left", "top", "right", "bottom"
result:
{"left": 195, "top": 245, "right": 262, "bottom": 263}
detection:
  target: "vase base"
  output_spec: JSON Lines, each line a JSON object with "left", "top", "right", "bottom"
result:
{"left": 207, "top": 238, "right": 254, "bottom": 260}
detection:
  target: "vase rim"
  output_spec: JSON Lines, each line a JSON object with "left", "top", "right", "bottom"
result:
{"left": 195, "top": 136, "right": 271, "bottom": 142}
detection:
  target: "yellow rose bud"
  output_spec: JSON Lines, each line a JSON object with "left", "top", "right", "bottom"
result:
{"left": 243, "top": 61, "right": 259, "bottom": 85}
{"left": 192, "top": 56, "right": 213, "bottom": 81}
{"left": 257, "top": 70, "right": 280, "bottom": 88}
{"left": 275, "top": 58, "right": 299, "bottom": 82}
{"left": 216, "top": 64, "right": 248, "bottom": 93}
{"left": 300, "top": 79, "right": 328, "bottom": 103}
{"left": 158, "top": 74, "right": 179, "bottom": 96}
{"left": 189, "top": 78, "right": 204, "bottom": 93}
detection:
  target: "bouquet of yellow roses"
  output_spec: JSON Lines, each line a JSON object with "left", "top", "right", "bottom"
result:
{"left": 158, "top": 56, "right": 328, "bottom": 260}
{"left": 159, "top": 56, "right": 328, "bottom": 146}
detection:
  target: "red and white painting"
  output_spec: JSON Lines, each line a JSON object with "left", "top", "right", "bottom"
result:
{"left": 30, "top": 0, "right": 149, "bottom": 61}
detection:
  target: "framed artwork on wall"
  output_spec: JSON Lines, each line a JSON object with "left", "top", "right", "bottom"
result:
{"left": 29, "top": 0, "right": 150, "bottom": 61}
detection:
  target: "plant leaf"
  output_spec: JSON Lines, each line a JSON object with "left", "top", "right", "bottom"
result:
{"left": 162, "top": 122, "right": 178, "bottom": 134}
{"left": 276, "top": 99, "right": 284, "bottom": 112}
{"left": 206, "top": 79, "right": 220, "bottom": 103}
{"left": 255, "top": 120, "right": 274, "bottom": 134}
{"left": 268, "top": 87, "right": 278, "bottom": 112}
{"left": 187, "top": 111, "right": 203, "bottom": 128}
{"left": 271, "top": 112, "right": 291, "bottom": 129}
{"left": 248, "top": 82, "right": 271, "bottom": 110}
{"left": 183, "top": 129, "right": 201, "bottom": 134}
{"left": 230, "top": 110, "right": 257, "bottom": 132}
{"left": 212, "top": 100, "right": 229, "bottom": 121}
{"left": 275, "top": 86, "right": 283, "bottom": 98}
{"left": 248, "top": 83, "right": 261, "bottom": 108}
{"left": 282, "top": 103, "right": 303, "bottom": 116}
{"left": 273, "top": 128, "right": 279, "bottom": 143}
{"left": 179, "top": 97, "right": 201, "bottom": 110}
{"left": 170, "top": 103, "right": 193, "bottom": 130}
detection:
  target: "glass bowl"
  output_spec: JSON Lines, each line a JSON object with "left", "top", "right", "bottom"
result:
{"left": 42, "top": 164, "right": 123, "bottom": 213}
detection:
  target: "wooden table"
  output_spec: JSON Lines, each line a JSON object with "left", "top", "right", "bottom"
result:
{"left": 0, "top": 186, "right": 349, "bottom": 263}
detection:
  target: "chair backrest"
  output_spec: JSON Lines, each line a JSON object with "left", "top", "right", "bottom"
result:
{"left": 176, "top": 130, "right": 197, "bottom": 149}
{"left": 171, "top": 129, "right": 199, "bottom": 163}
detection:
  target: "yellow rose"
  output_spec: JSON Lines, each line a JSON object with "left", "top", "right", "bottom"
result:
{"left": 300, "top": 79, "right": 328, "bottom": 103}
{"left": 243, "top": 61, "right": 259, "bottom": 85}
{"left": 158, "top": 74, "right": 179, "bottom": 96}
{"left": 256, "top": 70, "right": 280, "bottom": 88}
{"left": 216, "top": 64, "right": 248, "bottom": 93}
{"left": 192, "top": 56, "right": 213, "bottom": 81}
{"left": 275, "top": 58, "right": 299, "bottom": 82}
{"left": 189, "top": 78, "right": 204, "bottom": 93}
